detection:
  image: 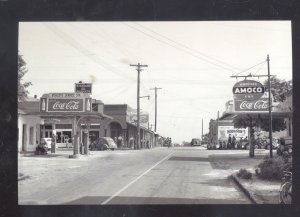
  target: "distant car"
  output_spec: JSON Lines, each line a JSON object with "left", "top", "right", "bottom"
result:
{"left": 89, "top": 137, "right": 117, "bottom": 151}
{"left": 191, "top": 138, "right": 201, "bottom": 146}
{"left": 277, "top": 136, "right": 292, "bottom": 157}
{"left": 41, "top": 137, "right": 52, "bottom": 150}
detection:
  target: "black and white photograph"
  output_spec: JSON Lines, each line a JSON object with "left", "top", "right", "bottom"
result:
{"left": 17, "top": 21, "right": 293, "bottom": 206}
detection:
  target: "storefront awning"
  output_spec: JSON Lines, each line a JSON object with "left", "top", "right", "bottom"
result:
{"left": 39, "top": 111, "right": 113, "bottom": 120}
{"left": 126, "top": 122, "right": 155, "bottom": 134}
{"left": 227, "top": 111, "right": 292, "bottom": 121}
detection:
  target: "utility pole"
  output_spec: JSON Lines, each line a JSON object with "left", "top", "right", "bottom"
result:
{"left": 267, "top": 54, "right": 273, "bottom": 158}
{"left": 150, "top": 87, "right": 162, "bottom": 132}
{"left": 216, "top": 111, "right": 219, "bottom": 146}
{"left": 202, "top": 118, "right": 203, "bottom": 142}
{"left": 130, "top": 63, "right": 148, "bottom": 150}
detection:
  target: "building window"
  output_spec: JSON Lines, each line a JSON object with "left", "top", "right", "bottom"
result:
{"left": 29, "top": 127, "right": 34, "bottom": 145}
{"left": 45, "top": 125, "right": 52, "bottom": 130}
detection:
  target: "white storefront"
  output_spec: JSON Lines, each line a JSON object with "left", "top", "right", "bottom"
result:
{"left": 18, "top": 107, "right": 44, "bottom": 152}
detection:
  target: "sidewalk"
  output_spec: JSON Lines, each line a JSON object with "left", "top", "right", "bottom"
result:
{"left": 209, "top": 150, "right": 281, "bottom": 204}
{"left": 231, "top": 173, "right": 280, "bottom": 204}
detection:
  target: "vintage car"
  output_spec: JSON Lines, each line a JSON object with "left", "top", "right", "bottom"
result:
{"left": 89, "top": 137, "right": 117, "bottom": 151}
{"left": 277, "top": 136, "right": 292, "bottom": 157}
{"left": 40, "top": 137, "right": 52, "bottom": 150}
{"left": 190, "top": 138, "right": 201, "bottom": 146}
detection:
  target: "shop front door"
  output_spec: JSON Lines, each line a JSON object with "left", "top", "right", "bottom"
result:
{"left": 56, "top": 130, "right": 72, "bottom": 148}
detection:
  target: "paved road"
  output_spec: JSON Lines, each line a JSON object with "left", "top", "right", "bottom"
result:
{"left": 18, "top": 147, "right": 252, "bottom": 204}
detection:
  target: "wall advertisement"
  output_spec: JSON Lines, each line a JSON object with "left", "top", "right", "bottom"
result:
{"left": 218, "top": 126, "right": 248, "bottom": 141}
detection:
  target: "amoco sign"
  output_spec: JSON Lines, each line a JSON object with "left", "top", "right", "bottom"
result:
{"left": 233, "top": 80, "right": 265, "bottom": 100}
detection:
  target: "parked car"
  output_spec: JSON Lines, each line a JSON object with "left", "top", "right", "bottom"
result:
{"left": 277, "top": 136, "right": 292, "bottom": 157}
{"left": 265, "top": 138, "right": 280, "bottom": 150}
{"left": 89, "top": 137, "right": 117, "bottom": 151}
{"left": 41, "top": 137, "right": 52, "bottom": 150}
{"left": 207, "top": 143, "right": 219, "bottom": 150}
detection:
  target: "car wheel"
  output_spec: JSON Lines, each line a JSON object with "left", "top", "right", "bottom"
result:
{"left": 111, "top": 148, "right": 115, "bottom": 151}
{"left": 102, "top": 145, "right": 108, "bottom": 151}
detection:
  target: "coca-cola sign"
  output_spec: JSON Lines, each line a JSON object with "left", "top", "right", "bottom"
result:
{"left": 233, "top": 80, "right": 265, "bottom": 100}
{"left": 47, "top": 99, "right": 84, "bottom": 112}
{"left": 234, "top": 99, "right": 269, "bottom": 112}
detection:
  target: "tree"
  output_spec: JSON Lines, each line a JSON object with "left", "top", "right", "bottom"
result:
{"left": 18, "top": 54, "right": 32, "bottom": 101}
{"left": 264, "top": 76, "right": 292, "bottom": 102}
{"left": 234, "top": 115, "right": 286, "bottom": 133}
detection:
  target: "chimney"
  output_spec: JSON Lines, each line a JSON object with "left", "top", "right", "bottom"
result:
{"left": 34, "top": 95, "right": 37, "bottom": 99}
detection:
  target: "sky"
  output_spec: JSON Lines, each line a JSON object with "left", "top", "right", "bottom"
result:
{"left": 18, "top": 21, "right": 292, "bottom": 143}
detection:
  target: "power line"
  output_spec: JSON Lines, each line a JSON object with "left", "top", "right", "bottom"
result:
{"left": 43, "top": 23, "right": 135, "bottom": 82}
{"left": 232, "top": 60, "right": 266, "bottom": 76}
{"left": 123, "top": 23, "right": 236, "bottom": 74}
{"left": 134, "top": 22, "right": 242, "bottom": 71}
{"left": 252, "top": 61, "right": 267, "bottom": 76}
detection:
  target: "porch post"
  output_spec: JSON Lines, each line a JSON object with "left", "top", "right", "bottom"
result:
{"left": 72, "top": 116, "right": 80, "bottom": 157}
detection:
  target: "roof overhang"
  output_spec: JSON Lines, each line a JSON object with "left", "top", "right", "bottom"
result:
{"left": 230, "top": 111, "right": 292, "bottom": 120}
{"left": 39, "top": 111, "right": 113, "bottom": 120}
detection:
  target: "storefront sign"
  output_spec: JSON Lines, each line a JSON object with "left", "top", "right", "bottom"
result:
{"left": 233, "top": 80, "right": 265, "bottom": 100}
{"left": 47, "top": 99, "right": 84, "bottom": 112}
{"left": 41, "top": 93, "right": 92, "bottom": 113}
{"left": 75, "top": 83, "right": 92, "bottom": 94}
{"left": 49, "top": 93, "right": 83, "bottom": 98}
{"left": 130, "top": 114, "right": 149, "bottom": 128}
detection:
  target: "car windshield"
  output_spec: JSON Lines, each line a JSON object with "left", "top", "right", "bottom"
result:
{"left": 106, "top": 138, "right": 115, "bottom": 145}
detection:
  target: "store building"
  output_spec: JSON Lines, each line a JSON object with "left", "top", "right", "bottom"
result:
{"left": 208, "top": 100, "right": 248, "bottom": 146}
{"left": 18, "top": 101, "right": 44, "bottom": 152}
{"left": 18, "top": 95, "right": 159, "bottom": 152}
{"left": 18, "top": 93, "right": 112, "bottom": 153}
{"left": 100, "top": 104, "right": 157, "bottom": 148}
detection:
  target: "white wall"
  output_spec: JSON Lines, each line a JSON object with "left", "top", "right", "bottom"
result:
{"left": 18, "top": 114, "right": 44, "bottom": 152}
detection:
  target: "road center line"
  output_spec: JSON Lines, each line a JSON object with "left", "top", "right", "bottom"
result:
{"left": 101, "top": 152, "right": 173, "bottom": 205}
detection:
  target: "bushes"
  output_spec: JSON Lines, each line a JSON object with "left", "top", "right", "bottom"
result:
{"left": 256, "top": 156, "right": 291, "bottom": 180}
{"left": 236, "top": 169, "right": 252, "bottom": 179}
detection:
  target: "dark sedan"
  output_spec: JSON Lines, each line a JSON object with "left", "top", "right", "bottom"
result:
{"left": 89, "top": 137, "right": 117, "bottom": 151}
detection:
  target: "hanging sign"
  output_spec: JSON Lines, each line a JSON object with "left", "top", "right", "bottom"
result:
{"left": 234, "top": 92, "right": 271, "bottom": 112}
{"left": 233, "top": 80, "right": 265, "bottom": 100}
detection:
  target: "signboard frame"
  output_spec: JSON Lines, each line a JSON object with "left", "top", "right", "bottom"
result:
{"left": 75, "top": 83, "right": 92, "bottom": 94}
{"left": 232, "top": 79, "right": 265, "bottom": 101}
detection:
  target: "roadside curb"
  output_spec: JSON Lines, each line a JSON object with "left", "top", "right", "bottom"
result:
{"left": 230, "top": 174, "right": 257, "bottom": 204}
